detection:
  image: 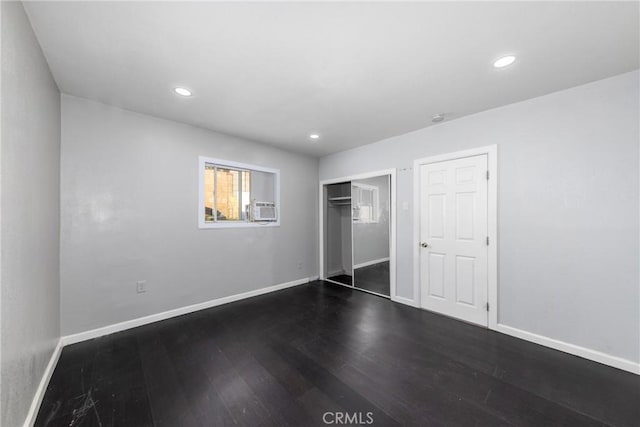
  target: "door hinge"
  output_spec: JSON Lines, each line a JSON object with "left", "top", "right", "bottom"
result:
{"left": 485, "top": 302, "right": 490, "bottom": 311}
{"left": 486, "top": 236, "right": 490, "bottom": 246}
{"left": 486, "top": 170, "right": 490, "bottom": 180}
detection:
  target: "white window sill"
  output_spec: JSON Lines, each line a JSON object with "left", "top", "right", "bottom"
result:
{"left": 199, "top": 221, "right": 280, "bottom": 229}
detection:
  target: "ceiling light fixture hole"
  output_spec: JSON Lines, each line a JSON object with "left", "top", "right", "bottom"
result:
{"left": 174, "top": 87, "right": 192, "bottom": 97}
{"left": 493, "top": 55, "right": 516, "bottom": 68}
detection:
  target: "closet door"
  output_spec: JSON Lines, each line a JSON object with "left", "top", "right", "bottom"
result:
{"left": 352, "top": 175, "right": 391, "bottom": 296}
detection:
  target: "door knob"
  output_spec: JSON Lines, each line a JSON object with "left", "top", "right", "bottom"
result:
{"left": 421, "top": 242, "right": 429, "bottom": 248}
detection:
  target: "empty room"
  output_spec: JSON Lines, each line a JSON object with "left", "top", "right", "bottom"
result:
{"left": 1, "top": 1, "right": 639, "bottom": 426}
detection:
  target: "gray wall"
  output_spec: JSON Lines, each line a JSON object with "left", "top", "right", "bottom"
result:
{"left": 319, "top": 71, "right": 639, "bottom": 363}
{"left": 325, "top": 204, "right": 350, "bottom": 276}
{"left": 60, "top": 95, "right": 318, "bottom": 335}
{"left": 341, "top": 209, "right": 352, "bottom": 273}
{"left": 1, "top": 2, "right": 61, "bottom": 426}
{"left": 353, "top": 175, "right": 390, "bottom": 266}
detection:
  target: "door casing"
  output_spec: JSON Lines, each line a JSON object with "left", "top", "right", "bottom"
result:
{"left": 413, "top": 145, "right": 498, "bottom": 329}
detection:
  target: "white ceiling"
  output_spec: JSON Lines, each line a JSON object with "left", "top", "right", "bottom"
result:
{"left": 24, "top": 1, "right": 639, "bottom": 157}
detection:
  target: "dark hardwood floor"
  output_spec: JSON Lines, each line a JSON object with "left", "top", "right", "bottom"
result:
{"left": 354, "top": 261, "right": 390, "bottom": 296}
{"left": 36, "top": 281, "right": 639, "bottom": 426}
{"left": 328, "top": 274, "right": 352, "bottom": 286}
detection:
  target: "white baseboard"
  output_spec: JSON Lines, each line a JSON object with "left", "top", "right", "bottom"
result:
{"left": 495, "top": 324, "right": 640, "bottom": 375}
{"left": 61, "top": 276, "right": 315, "bottom": 346}
{"left": 353, "top": 257, "right": 390, "bottom": 270}
{"left": 391, "top": 299, "right": 639, "bottom": 375}
{"left": 23, "top": 339, "right": 63, "bottom": 427}
{"left": 392, "top": 295, "right": 420, "bottom": 308}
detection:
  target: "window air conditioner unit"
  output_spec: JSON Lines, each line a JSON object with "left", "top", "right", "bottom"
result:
{"left": 250, "top": 201, "right": 277, "bottom": 222}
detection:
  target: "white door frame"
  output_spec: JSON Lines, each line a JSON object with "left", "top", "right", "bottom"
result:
{"left": 413, "top": 145, "right": 498, "bottom": 329}
{"left": 319, "top": 169, "right": 397, "bottom": 300}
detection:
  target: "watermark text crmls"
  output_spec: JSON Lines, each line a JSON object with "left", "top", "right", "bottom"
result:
{"left": 322, "top": 411, "right": 374, "bottom": 425}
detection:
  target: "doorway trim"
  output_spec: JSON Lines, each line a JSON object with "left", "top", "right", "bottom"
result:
{"left": 319, "top": 169, "right": 397, "bottom": 300}
{"left": 413, "top": 145, "right": 498, "bottom": 329}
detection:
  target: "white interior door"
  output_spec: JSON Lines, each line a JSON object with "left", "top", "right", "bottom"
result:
{"left": 419, "top": 154, "right": 489, "bottom": 326}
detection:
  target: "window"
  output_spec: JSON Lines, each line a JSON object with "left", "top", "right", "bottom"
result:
{"left": 199, "top": 157, "right": 280, "bottom": 228}
{"left": 204, "top": 166, "right": 251, "bottom": 222}
{"left": 352, "top": 183, "right": 379, "bottom": 223}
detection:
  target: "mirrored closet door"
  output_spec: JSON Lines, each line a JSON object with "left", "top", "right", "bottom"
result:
{"left": 322, "top": 173, "right": 392, "bottom": 297}
{"left": 352, "top": 175, "right": 391, "bottom": 296}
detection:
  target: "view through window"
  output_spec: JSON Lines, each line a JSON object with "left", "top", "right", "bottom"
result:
{"left": 200, "top": 157, "right": 279, "bottom": 227}
{"left": 204, "top": 165, "right": 251, "bottom": 221}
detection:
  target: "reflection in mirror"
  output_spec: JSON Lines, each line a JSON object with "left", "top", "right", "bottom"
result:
{"left": 352, "top": 175, "right": 390, "bottom": 296}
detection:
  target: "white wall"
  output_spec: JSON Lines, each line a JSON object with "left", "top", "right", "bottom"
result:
{"left": 1, "top": 2, "right": 61, "bottom": 426}
{"left": 319, "top": 71, "right": 639, "bottom": 364}
{"left": 61, "top": 95, "right": 318, "bottom": 335}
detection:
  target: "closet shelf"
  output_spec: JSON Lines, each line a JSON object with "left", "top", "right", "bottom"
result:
{"left": 328, "top": 196, "right": 352, "bottom": 206}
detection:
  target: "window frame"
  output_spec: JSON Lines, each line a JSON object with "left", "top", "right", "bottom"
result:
{"left": 352, "top": 182, "right": 380, "bottom": 224}
{"left": 198, "top": 156, "right": 280, "bottom": 229}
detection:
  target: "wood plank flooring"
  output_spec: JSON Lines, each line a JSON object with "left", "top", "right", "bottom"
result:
{"left": 35, "top": 281, "right": 639, "bottom": 426}
{"left": 328, "top": 274, "right": 352, "bottom": 286}
{"left": 354, "top": 261, "right": 390, "bottom": 296}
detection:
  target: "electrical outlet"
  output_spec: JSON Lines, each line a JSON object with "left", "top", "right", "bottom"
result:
{"left": 136, "top": 280, "right": 147, "bottom": 293}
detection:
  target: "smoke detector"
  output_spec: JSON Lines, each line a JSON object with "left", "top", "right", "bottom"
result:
{"left": 432, "top": 113, "right": 445, "bottom": 123}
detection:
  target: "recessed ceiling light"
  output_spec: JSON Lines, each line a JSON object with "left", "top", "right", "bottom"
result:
{"left": 309, "top": 133, "right": 320, "bottom": 140}
{"left": 493, "top": 55, "right": 516, "bottom": 68}
{"left": 432, "top": 113, "right": 445, "bottom": 123}
{"left": 174, "top": 87, "right": 192, "bottom": 97}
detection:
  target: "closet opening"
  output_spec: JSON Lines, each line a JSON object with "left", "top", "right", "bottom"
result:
{"left": 325, "top": 181, "right": 353, "bottom": 286}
